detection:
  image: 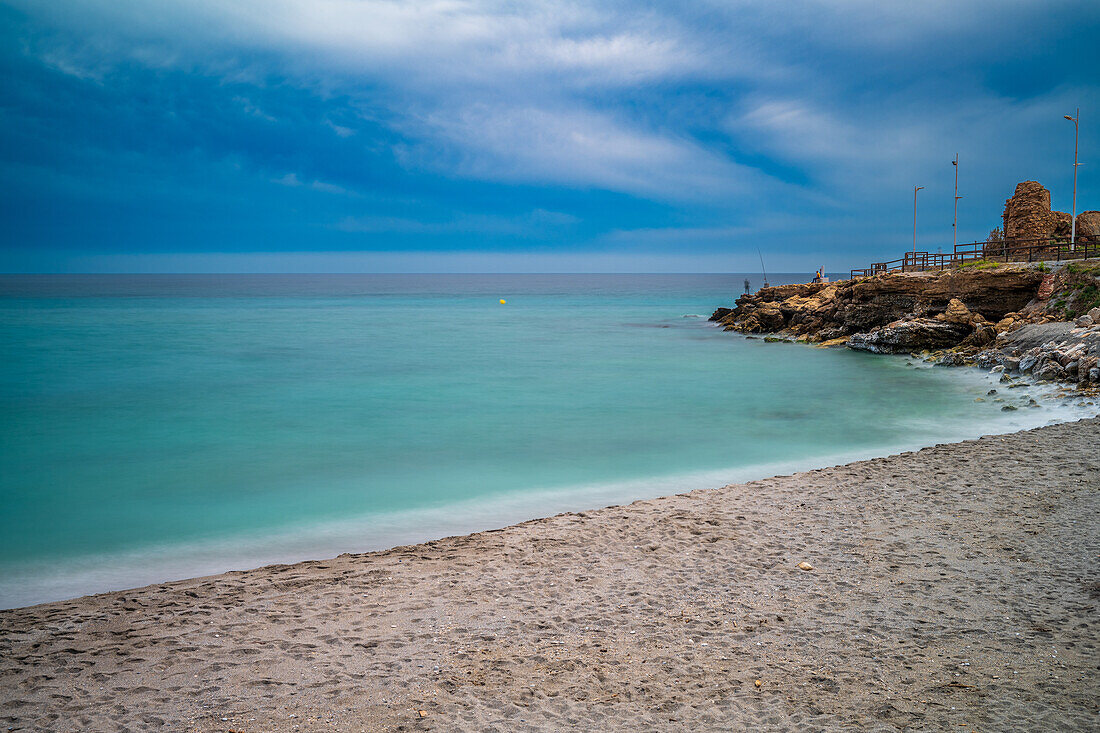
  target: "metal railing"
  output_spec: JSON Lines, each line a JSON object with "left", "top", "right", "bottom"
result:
{"left": 850, "top": 236, "right": 1099, "bottom": 279}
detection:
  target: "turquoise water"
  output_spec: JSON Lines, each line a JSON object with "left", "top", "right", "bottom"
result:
{"left": 1, "top": 274, "right": 1092, "bottom": 608}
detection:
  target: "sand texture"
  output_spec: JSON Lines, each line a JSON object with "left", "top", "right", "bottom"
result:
{"left": 2, "top": 419, "right": 1099, "bottom": 731}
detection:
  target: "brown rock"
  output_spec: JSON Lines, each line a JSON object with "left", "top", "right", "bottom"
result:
{"left": 756, "top": 304, "right": 785, "bottom": 331}
{"left": 1076, "top": 211, "right": 1100, "bottom": 243}
{"left": 711, "top": 268, "right": 1043, "bottom": 339}
{"left": 1002, "top": 181, "right": 1072, "bottom": 242}
{"left": 938, "top": 298, "right": 972, "bottom": 324}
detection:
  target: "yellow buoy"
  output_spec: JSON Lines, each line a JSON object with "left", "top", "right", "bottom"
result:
{"left": 499, "top": 299, "right": 506, "bottom": 304}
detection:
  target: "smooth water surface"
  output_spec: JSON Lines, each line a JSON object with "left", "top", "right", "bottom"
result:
{"left": 1, "top": 274, "right": 1092, "bottom": 607}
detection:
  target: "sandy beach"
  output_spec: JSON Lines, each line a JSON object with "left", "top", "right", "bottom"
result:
{"left": 2, "top": 418, "right": 1098, "bottom": 732}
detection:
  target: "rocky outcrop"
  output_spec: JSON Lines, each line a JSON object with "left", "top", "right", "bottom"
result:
{"left": 710, "top": 260, "right": 1100, "bottom": 388}
{"left": 848, "top": 319, "right": 973, "bottom": 354}
{"left": 711, "top": 266, "right": 1043, "bottom": 338}
{"left": 1002, "top": 181, "right": 1073, "bottom": 242}
{"left": 1077, "top": 211, "right": 1100, "bottom": 243}
{"left": 973, "top": 316, "right": 1100, "bottom": 387}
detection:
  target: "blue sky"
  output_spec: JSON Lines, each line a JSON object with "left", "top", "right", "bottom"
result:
{"left": 1, "top": 1, "right": 1098, "bottom": 272}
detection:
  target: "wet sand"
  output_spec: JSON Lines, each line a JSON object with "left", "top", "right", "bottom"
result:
{"left": 2, "top": 418, "right": 1098, "bottom": 731}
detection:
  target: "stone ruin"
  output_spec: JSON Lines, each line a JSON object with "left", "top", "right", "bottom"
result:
{"left": 1001, "top": 180, "right": 1097, "bottom": 244}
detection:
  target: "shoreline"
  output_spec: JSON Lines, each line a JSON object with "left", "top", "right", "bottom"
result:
{"left": 3, "top": 365, "right": 1094, "bottom": 612}
{"left": 3, "top": 417, "right": 1098, "bottom": 731}
{"left": 711, "top": 260, "right": 1100, "bottom": 393}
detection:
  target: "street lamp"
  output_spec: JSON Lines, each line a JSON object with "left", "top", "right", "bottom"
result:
{"left": 952, "top": 154, "right": 962, "bottom": 250}
{"left": 1064, "top": 109, "right": 1079, "bottom": 250}
{"left": 912, "top": 185, "right": 924, "bottom": 269}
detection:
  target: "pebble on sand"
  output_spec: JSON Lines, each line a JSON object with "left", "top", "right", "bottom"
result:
{"left": 797, "top": 562, "right": 814, "bottom": 571}
{"left": 755, "top": 679, "right": 763, "bottom": 688}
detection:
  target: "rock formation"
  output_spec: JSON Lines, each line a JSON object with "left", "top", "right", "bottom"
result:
{"left": 847, "top": 319, "right": 973, "bottom": 354}
{"left": 1002, "top": 181, "right": 1072, "bottom": 242}
{"left": 710, "top": 261, "right": 1100, "bottom": 387}
{"left": 710, "top": 267, "right": 1044, "bottom": 340}
{"left": 976, "top": 314, "right": 1100, "bottom": 388}
{"left": 1076, "top": 211, "right": 1100, "bottom": 243}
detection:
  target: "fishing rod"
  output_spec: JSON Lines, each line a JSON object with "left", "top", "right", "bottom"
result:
{"left": 757, "top": 248, "right": 769, "bottom": 288}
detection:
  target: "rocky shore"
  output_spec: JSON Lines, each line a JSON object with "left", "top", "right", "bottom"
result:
{"left": 711, "top": 260, "right": 1100, "bottom": 392}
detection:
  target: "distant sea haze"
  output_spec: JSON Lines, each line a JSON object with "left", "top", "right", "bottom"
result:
{"left": 0, "top": 274, "right": 1089, "bottom": 608}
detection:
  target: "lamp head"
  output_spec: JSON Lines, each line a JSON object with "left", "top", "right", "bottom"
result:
{"left": 1065, "top": 115, "right": 1075, "bottom": 121}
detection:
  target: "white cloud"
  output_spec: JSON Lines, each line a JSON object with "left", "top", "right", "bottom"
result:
{"left": 395, "top": 102, "right": 778, "bottom": 202}
{"left": 310, "top": 180, "right": 348, "bottom": 194}
{"left": 9, "top": 0, "right": 1099, "bottom": 231}
{"left": 273, "top": 172, "right": 302, "bottom": 186}
{"left": 12, "top": 0, "right": 763, "bottom": 201}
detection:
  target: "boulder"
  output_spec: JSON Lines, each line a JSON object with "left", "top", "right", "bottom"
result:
{"left": 1078, "top": 356, "right": 1097, "bottom": 382}
{"left": 937, "top": 352, "right": 970, "bottom": 367}
{"left": 709, "top": 307, "right": 734, "bottom": 322}
{"left": 970, "top": 325, "right": 997, "bottom": 347}
{"left": 976, "top": 352, "right": 1001, "bottom": 369}
{"left": 937, "top": 298, "right": 972, "bottom": 324}
{"left": 847, "top": 319, "right": 972, "bottom": 354}
{"left": 1034, "top": 360, "right": 1066, "bottom": 381}
{"left": 756, "top": 304, "right": 785, "bottom": 331}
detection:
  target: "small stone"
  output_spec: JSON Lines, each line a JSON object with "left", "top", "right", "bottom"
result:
{"left": 797, "top": 562, "right": 814, "bottom": 571}
{"left": 1002, "top": 405, "right": 1018, "bottom": 411}
{"left": 417, "top": 710, "right": 429, "bottom": 718}
{"left": 755, "top": 679, "right": 763, "bottom": 688}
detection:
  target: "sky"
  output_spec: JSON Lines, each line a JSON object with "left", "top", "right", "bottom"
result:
{"left": 1, "top": 0, "right": 1098, "bottom": 273}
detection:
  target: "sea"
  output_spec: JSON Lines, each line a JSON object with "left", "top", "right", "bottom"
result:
{"left": 1, "top": 273, "right": 1094, "bottom": 608}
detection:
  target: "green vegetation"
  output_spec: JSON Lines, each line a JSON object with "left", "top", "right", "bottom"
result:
{"left": 1066, "top": 262, "right": 1100, "bottom": 276}
{"left": 1035, "top": 262, "right": 1049, "bottom": 273}
{"left": 1071, "top": 283, "right": 1100, "bottom": 317}
{"left": 958, "top": 259, "right": 1000, "bottom": 270}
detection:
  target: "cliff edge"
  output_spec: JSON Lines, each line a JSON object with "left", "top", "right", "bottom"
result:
{"left": 711, "top": 261, "right": 1100, "bottom": 388}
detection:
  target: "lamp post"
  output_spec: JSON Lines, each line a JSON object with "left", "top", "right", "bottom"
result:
{"left": 952, "top": 154, "right": 962, "bottom": 250}
{"left": 912, "top": 185, "right": 924, "bottom": 270}
{"left": 1064, "top": 109, "right": 1079, "bottom": 250}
